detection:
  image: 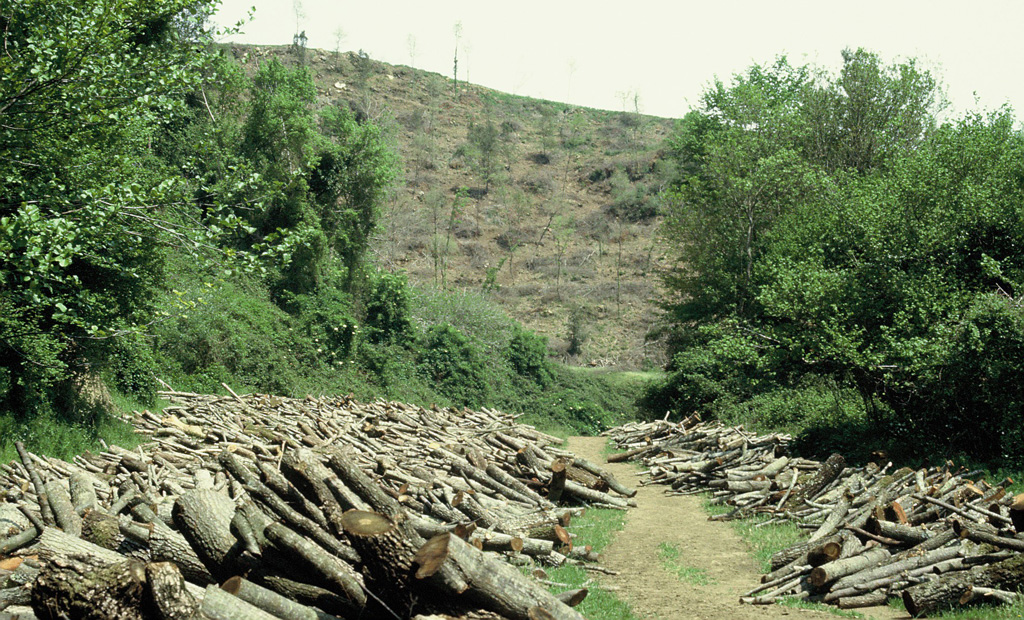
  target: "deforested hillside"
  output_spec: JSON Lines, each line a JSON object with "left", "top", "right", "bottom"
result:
{"left": 228, "top": 44, "right": 677, "bottom": 369}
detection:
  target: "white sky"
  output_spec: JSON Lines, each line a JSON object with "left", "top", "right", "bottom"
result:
{"left": 212, "top": 1, "right": 1024, "bottom": 120}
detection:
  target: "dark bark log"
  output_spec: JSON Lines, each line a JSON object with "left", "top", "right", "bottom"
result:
{"left": 1010, "top": 493, "right": 1024, "bottom": 534}
{"left": 251, "top": 572, "right": 362, "bottom": 618}
{"left": 768, "top": 533, "right": 843, "bottom": 572}
{"left": 143, "top": 561, "right": 198, "bottom": 620}
{"left": 172, "top": 489, "right": 242, "bottom": 582}
{"left": 221, "top": 576, "right": 340, "bottom": 620}
{"left": 326, "top": 448, "right": 404, "bottom": 520}
{"left": 953, "top": 519, "right": 1024, "bottom": 552}
{"left": 130, "top": 503, "right": 215, "bottom": 585}
{"left": 80, "top": 509, "right": 150, "bottom": 560}
{"left": 281, "top": 448, "right": 347, "bottom": 536}
{"left": 566, "top": 455, "right": 637, "bottom": 498}
{"left": 902, "top": 553, "right": 1024, "bottom": 616}
{"left": 546, "top": 459, "right": 567, "bottom": 504}
{"left": 220, "top": 452, "right": 357, "bottom": 564}
{"left": 341, "top": 509, "right": 419, "bottom": 618}
{"left": 257, "top": 460, "right": 329, "bottom": 531}
{"left": 784, "top": 453, "right": 845, "bottom": 510}
{"left": 416, "top": 532, "right": 587, "bottom": 620}
{"left": 31, "top": 554, "right": 145, "bottom": 620}
{"left": 554, "top": 588, "right": 587, "bottom": 607}
{"left": 263, "top": 521, "right": 366, "bottom": 610}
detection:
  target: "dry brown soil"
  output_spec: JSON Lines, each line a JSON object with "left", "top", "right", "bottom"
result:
{"left": 568, "top": 437, "right": 908, "bottom": 620}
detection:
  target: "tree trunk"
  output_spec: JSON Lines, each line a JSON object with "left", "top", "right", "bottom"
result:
{"left": 143, "top": 562, "right": 198, "bottom": 620}
{"left": 172, "top": 489, "right": 241, "bottom": 582}
{"left": 31, "top": 554, "right": 145, "bottom": 620}
{"left": 416, "top": 532, "right": 587, "bottom": 620}
{"left": 902, "top": 552, "right": 1024, "bottom": 616}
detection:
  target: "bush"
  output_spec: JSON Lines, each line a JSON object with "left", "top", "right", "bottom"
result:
{"left": 105, "top": 332, "right": 157, "bottom": 405}
{"left": 417, "top": 324, "right": 491, "bottom": 408}
{"left": 363, "top": 272, "right": 415, "bottom": 345}
{"left": 506, "top": 324, "right": 552, "bottom": 386}
{"left": 154, "top": 278, "right": 306, "bottom": 395}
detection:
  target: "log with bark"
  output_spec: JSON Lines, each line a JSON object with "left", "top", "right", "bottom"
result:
{"left": 1, "top": 390, "right": 635, "bottom": 619}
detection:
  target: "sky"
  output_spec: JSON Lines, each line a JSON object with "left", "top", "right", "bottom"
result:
{"left": 212, "top": 1, "right": 1024, "bottom": 120}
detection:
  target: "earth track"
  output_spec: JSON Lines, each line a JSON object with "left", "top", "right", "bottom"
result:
{"left": 567, "top": 436, "right": 906, "bottom": 620}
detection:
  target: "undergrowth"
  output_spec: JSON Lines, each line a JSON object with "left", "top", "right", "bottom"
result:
{"left": 533, "top": 504, "right": 640, "bottom": 620}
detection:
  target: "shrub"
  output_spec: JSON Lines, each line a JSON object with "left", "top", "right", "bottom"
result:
{"left": 363, "top": 272, "right": 415, "bottom": 345}
{"left": 506, "top": 325, "right": 552, "bottom": 386}
{"left": 417, "top": 324, "right": 491, "bottom": 408}
{"left": 105, "top": 333, "right": 157, "bottom": 405}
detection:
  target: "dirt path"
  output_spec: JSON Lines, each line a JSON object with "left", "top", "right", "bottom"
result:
{"left": 567, "top": 437, "right": 906, "bottom": 620}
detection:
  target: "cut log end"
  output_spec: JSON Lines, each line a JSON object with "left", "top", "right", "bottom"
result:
{"left": 413, "top": 533, "right": 451, "bottom": 579}
{"left": 341, "top": 510, "right": 395, "bottom": 537}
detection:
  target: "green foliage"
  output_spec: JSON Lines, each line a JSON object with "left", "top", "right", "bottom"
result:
{"left": 655, "top": 48, "right": 1024, "bottom": 467}
{"left": 105, "top": 333, "right": 158, "bottom": 406}
{"left": 363, "top": 272, "right": 414, "bottom": 345}
{"left": 657, "top": 543, "right": 715, "bottom": 585}
{"left": 0, "top": 0, "right": 226, "bottom": 420}
{"left": 417, "top": 324, "right": 491, "bottom": 408}
{"left": 154, "top": 277, "right": 306, "bottom": 396}
{"left": 506, "top": 325, "right": 553, "bottom": 386}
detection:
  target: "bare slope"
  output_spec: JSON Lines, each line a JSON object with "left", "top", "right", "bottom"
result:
{"left": 232, "top": 45, "right": 677, "bottom": 368}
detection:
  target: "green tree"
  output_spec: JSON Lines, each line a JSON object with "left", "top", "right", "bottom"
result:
{"left": 0, "top": 0, "right": 223, "bottom": 417}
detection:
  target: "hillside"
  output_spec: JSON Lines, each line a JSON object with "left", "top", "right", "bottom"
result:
{"left": 229, "top": 44, "right": 677, "bottom": 369}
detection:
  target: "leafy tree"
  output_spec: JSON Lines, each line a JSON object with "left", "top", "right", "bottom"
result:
{"left": 0, "top": 0, "right": 223, "bottom": 417}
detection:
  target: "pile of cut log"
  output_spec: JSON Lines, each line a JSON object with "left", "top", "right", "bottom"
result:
{"left": 0, "top": 390, "right": 637, "bottom": 619}
{"left": 605, "top": 416, "right": 1024, "bottom": 616}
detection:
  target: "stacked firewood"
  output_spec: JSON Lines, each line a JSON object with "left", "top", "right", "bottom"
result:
{"left": 605, "top": 417, "right": 1024, "bottom": 616}
{"left": 0, "top": 390, "right": 637, "bottom": 620}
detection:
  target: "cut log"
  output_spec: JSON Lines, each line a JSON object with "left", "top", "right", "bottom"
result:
{"left": 221, "top": 576, "right": 340, "bottom": 620}
{"left": 784, "top": 453, "right": 845, "bottom": 509}
{"left": 547, "top": 460, "right": 567, "bottom": 504}
{"left": 416, "top": 532, "right": 587, "bottom": 620}
{"left": 31, "top": 554, "right": 145, "bottom": 620}
{"left": 172, "top": 489, "right": 242, "bottom": 582}
{"left": 903, "top": 552, "right": 1024, "bottom": 616}
{"left": 197, "top": 583, "right": 279, "bottom": 620}
{"left": 807, "top": 546, "right": 891, "bottom": 590}
{"left": 42, "top": 480, "right": 81, "bottom": 537}
{"left": 263, "top": 521, "right": 365, "bottom": 609}
{"left": 143, "top": 562, "right": 198, "bottom": 620}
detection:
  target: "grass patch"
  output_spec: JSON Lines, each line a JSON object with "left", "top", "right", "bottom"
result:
{"left": 0, "top": 410, "right": 141, "bottom": 464}
{"left": 657, "top": 542, "right": 715, "bottom": 585}
{"left": 702, "top": 496, "right": 805, "bottom": 573}
{"left": 530, "top": 506, "right": 641, "bottom": 620}
{"left": 0, "top": 386, "right": 154, "bottom": 464}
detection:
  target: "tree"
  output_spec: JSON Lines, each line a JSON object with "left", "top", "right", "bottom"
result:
{"left": 452, "top": 21, "right": 462, "bottom": 95}
{"left": 662, "top": 57, "right": 824, "bottom": 325}
{"left": 0, "top": 0, "right": 223, "bottom": 417}
{"left": 656, "top": 49, "right": 1024, "bottom": 466}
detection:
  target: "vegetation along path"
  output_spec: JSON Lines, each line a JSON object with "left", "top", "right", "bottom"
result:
{"left": 568, "top": 437, "right": 905, "bottom": 620}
